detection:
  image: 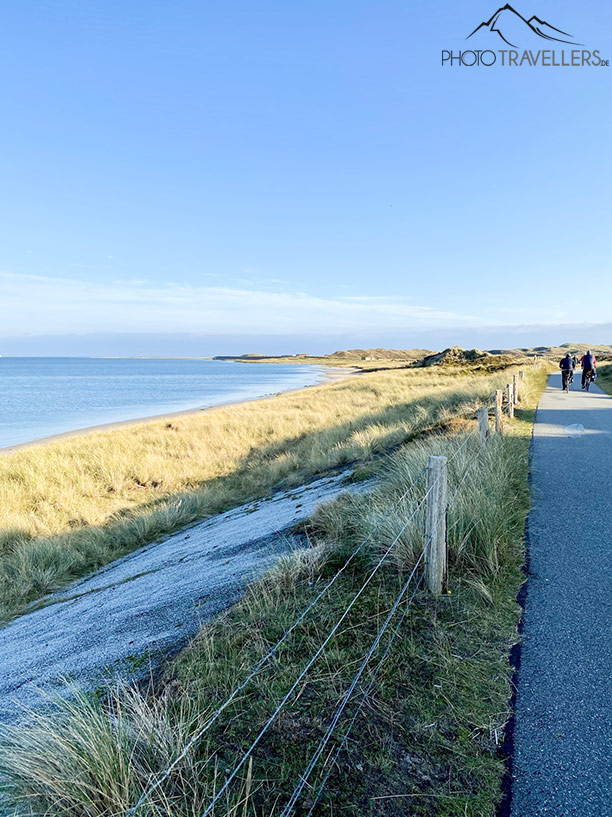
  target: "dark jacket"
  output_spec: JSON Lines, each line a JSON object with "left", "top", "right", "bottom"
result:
{"left": 582, "top": 353, "right": 596, "bottom": 370}
{"left": 560, "top": 356, "right": 574, "bottom": 371}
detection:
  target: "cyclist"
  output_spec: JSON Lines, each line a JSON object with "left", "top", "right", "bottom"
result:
{"left": 559, "top": 353, "right": 575, "bottom": 391}
{"left": 581, "top": 350, "right": 597, "bottom": 389}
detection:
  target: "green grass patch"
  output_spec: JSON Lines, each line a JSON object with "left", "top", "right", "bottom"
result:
{"left": 594, "top": 362, "right": 612, "bottom": 395}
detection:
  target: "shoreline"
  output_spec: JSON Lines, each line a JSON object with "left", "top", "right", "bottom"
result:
{"left": 0, "top": 366, "right": 360, "bottom": 454}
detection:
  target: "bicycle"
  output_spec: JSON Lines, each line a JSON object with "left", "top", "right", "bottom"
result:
{"left": 562, "top": 370, "right": 573, "bottom": 392}
{"left": 583, "top": 369, "right": 595, "bottom": 392}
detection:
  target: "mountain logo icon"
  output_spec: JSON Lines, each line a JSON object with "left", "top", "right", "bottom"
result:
{"left": 467, "top": 4, "right": 582, "bottom": 48}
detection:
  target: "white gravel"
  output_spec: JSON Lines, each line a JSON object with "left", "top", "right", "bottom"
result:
{"left": 0, "top": 473, "right": 368, "bottom": 725}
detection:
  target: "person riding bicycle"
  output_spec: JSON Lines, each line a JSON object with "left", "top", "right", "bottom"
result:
{"left": 581, "top": 350, "right": 597, "bottom": 389}
{"left": 560, "top": 353, "right": 575, "bottom": 390}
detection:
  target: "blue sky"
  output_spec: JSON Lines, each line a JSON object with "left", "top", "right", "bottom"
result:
{"left": 1, "top": 0, "right": 611, "bottom": 355}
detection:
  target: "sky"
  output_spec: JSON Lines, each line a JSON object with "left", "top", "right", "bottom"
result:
{"left": 0, "top": 0, "right": 611, "bottom": 356}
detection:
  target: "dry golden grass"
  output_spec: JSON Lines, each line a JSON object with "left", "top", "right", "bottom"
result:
{"left": 0, "top": 365, "right": 531, "bottom": 619}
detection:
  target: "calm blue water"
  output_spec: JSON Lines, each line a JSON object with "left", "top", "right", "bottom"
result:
{"left": 0, "top": 358, "right": 327, "bottom": 448}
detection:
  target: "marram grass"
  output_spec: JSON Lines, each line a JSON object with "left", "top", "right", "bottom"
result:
{"left": 0, "top": 365, "right": 529, "bottom": 621}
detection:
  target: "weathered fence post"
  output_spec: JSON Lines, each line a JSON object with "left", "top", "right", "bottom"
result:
{"left": 425, "top": 455, "right": 448, "bottom": 595}
{"left": 477, "top": 407, "right": 489, "bottom": 448}
{"left": 519, "top": 370, "right": 525, "bottom": 383}
{"left": 513, "top": 374, "right": 519, "bottom": 405}
{"left": 495, "top": 390, "right": 504, "bottom": 434}
{"left": 506, "top": 384, "right": 514, "bottom": 418}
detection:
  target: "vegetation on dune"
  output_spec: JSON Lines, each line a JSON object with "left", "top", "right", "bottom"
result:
{"left": 0, "top": 365, "right": 529, "bottom": 621}
{"left": 415, "top": 346, "right": 532, "bottom": 371}
{"left": 521, "top": 342, "right": 612, "bottom": 360}
{"left": 224, "top": 347, "right": 536, "bottom": 371}
{"left": 327, "top": 347, "right": 432, "bottom": 361}
{"left": 0, "top": 368, "right": 548, "bottom": 817}
{"left": 595, "top": 362, "right": 612, "bottom": 395}
{"left": 215, "top": 343, "right": 612, "bottom": 371}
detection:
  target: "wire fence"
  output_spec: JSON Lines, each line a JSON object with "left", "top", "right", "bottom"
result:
{"left": 278, "top": 551, "right": 426, "bottom": 817}
{"left": 127, "top": 370, "right": 528, "bottom": 817}
{"left": 199, "top": 490, "right": 435, "bottom": 817}
{"left": 304, "top": 573, "right": 425, "bottom": 817}
{"left": 126, "top": 465, "right": 431, "bottom": 816}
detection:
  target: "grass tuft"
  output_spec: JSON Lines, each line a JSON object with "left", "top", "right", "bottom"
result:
{"left": 0, "top": 684, "right": 211, "bottom": 817}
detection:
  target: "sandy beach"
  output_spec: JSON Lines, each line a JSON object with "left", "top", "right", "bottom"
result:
{"left": 1, "top": 365, "right": 360, "bottom": 454}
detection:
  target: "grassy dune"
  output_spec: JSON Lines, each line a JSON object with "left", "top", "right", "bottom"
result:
{"left": 1, "top": 365, "right": 528, "bottom": 621}
{"left": 595, "top": 362, "right": 612, "bottom": 395}
{"left": 0, "top": 367, "right": 548, "bottom": 817}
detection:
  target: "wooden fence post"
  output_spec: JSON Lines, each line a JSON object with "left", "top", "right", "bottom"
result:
{"left": 477, "top": 407, "right": 489, "bottom": 448}
{"left": 425, "top": 455, "right": 448, "bottom": 595}
{"left": 506, "top": 384, "right": 514, "bottom": 419}
{"left": 495, "top": 390, "right": 504, "bottom": 434}
{"left": 513, "top": 374, "right": 519, "bottom": 405}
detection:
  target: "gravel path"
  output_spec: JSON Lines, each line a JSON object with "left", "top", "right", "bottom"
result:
{"left": 510, "top": 372, "right": 612, "bottom": 816}
{"left": 0, "top": 473, "right": 366, "bottom": 726}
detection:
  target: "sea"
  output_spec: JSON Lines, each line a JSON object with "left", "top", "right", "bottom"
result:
{"left": 0, "top": 357, "right": 328, "bottom": 449}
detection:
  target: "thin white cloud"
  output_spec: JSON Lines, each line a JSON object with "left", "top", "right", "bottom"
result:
{"left": 0, "top": 270, "right": 509, "bottom": 339}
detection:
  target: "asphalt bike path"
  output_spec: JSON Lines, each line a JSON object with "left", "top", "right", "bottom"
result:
{"left": 510, "top": 372, "right": 612, "bottom": 816}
